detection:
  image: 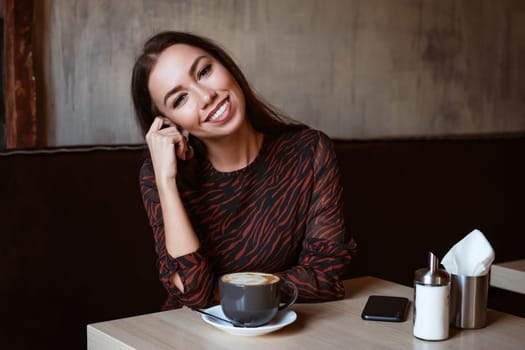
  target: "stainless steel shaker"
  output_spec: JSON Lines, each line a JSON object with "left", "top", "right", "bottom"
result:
{"left": 413, "top": 252, "right": 451, "bottom": 341}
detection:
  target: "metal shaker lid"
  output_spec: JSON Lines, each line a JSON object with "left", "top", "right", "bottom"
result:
{"left": 414, "top": 252, "right": 450, "bottom": 286}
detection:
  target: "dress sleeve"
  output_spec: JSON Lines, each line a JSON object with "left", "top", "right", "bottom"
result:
{"left": 276, "top": 131, "right": 357, "bottom": 302}
{"left": 139, "top": 159, "right": 215, "bottom": 309}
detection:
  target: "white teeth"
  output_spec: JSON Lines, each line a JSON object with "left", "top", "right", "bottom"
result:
{"left": 209, "top": 101, "right": 229, "bottom": 121}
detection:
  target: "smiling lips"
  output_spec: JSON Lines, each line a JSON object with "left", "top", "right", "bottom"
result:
{"left": 206, "top": 98, "right": 230, "bottom": 123}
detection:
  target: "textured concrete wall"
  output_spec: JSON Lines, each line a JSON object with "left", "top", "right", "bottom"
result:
{"left": 33, "top": 0, "right": 525, "bottom": 146}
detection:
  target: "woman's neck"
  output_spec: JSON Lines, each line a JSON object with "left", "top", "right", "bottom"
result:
{"left": 204, "top": 124, "right": 264, "bottom": 173}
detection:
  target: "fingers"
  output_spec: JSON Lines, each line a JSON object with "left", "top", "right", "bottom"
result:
{"left": 146, "top": 117, "right": 192, "bottom": 161}
{"left": 151, "top": 116, "right": 163, "bottom": 130}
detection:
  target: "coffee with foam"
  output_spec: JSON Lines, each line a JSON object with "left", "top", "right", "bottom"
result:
{"left": 221, "top": 272, "right": 280, "bottom": 286}
{"left": 219, "top": 271, "right": 298, "bottom": 327}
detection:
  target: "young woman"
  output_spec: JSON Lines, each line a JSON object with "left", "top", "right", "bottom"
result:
{"left": 131, "top": 31, "right": 356, "bottom": 310}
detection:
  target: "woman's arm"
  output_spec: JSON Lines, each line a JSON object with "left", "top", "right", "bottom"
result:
{"left": 276, "top": 132, "right": 357, "bottom": 301}
{"left": 141, "top": 118, "right": 214, "bottom": 308}
{"left": 140, "top": 161, "right": 215, "bottom": 308}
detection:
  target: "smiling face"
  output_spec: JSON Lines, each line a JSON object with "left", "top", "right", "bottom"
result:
{"left": 148, "top": 44, "right": 247, "bottom": 142}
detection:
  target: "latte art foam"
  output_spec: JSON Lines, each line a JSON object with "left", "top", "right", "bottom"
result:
{"left": 221, "top": 272, "right": 279, "bottom": 286}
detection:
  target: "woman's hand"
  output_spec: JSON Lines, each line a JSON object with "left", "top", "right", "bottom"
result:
{"left": 145, "top": 117, "right": 190, "bottom": 182}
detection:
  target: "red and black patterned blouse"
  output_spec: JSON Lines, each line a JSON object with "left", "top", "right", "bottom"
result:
{"left": 139, "top": 128, "right": 357, "bottom": 310}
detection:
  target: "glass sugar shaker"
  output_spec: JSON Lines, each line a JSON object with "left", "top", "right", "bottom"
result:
{"left": 413, "top": 252, "right": 450, "bottom": 341}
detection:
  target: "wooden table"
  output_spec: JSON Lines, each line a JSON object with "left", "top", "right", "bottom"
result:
{"left": 87, "top": 276, "right": 525, "bottom": 349}
{"left": 490, "top": 259, "right": 525, "bottom": 295}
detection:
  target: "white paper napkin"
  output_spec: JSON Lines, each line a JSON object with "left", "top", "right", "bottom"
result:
{"left": 441, "top": 229, "right": 495, "bottom": 276}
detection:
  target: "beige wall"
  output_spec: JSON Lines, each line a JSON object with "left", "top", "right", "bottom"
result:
{"left": 34, "top": 0, "right": 525, "bottom": 146}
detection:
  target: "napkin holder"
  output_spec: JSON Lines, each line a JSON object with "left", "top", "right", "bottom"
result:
{"left": 449, "top": 272, "right": 489, "bottom": 328}
{"left": 443, "top": 229, "right": 493, "bottom": 329}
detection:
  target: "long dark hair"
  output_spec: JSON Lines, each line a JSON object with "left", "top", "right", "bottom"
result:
{"left": 131, "top": 31, "right": 304, "bottom": 183}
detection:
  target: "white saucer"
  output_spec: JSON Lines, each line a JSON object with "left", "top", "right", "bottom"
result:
{"left": 200, "top": 305, "right": 297, "bottom": 336}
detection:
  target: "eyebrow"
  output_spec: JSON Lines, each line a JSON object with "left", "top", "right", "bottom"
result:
{"left": 163, "top": 55, "right": 208, "bottom": 107}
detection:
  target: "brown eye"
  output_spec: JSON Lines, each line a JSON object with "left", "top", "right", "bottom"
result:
{"left": 173, "top": 93, "right": 187, "bottom": 108}
{"left": 197, "top": 64, "right": 212, "bottom": 80}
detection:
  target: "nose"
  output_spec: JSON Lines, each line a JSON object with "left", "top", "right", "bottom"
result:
{"left": 196, "top": 85, "right": 217, "bottom": 109}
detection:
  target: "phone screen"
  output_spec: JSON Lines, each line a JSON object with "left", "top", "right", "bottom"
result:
{"left": 361, "top": 295, "right": 410, "bottom": 322}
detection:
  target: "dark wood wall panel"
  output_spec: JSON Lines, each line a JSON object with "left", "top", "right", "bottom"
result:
{"left": 3, "top": 0, "right": 38, "bottom": 149}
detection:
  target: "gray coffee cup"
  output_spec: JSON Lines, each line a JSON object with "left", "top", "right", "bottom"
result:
{"left": 449, "top": 273, "right": 489, "bottom": 328}
{"left": 219, "top": 272, "right": 298, "bottom": 327}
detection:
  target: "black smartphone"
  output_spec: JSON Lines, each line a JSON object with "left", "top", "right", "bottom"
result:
{"left": 361, "top": 295, "right": 409, "bottom": 322}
